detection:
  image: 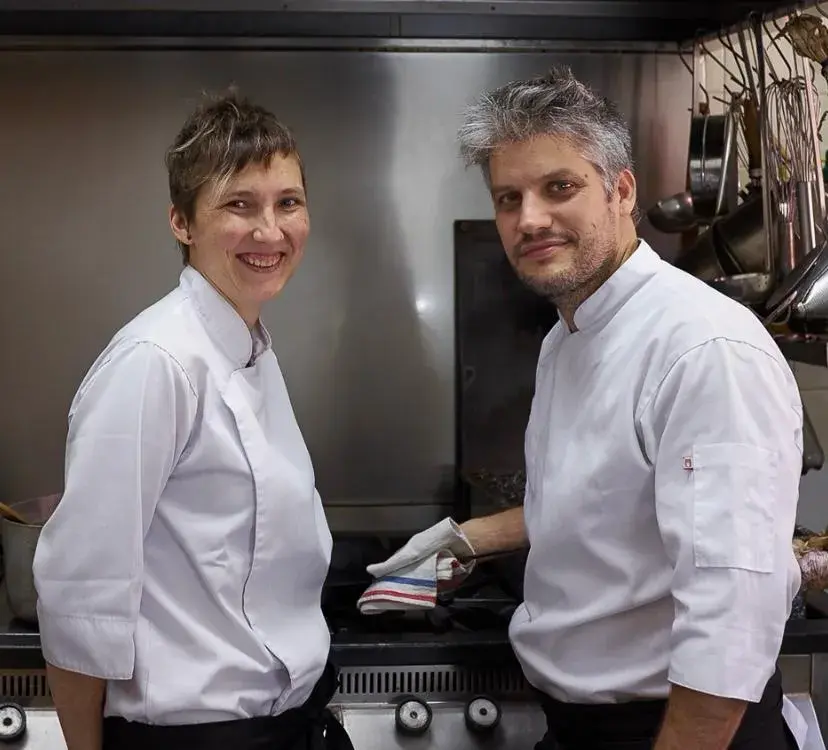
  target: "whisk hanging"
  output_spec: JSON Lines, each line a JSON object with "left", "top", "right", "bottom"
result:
{"left": 766, "top": 77, "right": 818, "bottom": 183}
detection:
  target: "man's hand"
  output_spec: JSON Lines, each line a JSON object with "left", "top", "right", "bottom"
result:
{"left": 654, "top": 684, "right": 747, "bottom": 750}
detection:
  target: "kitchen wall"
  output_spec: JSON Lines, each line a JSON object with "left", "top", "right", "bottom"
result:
{"left": 794, "top": 363, "right": 828, "bottom": 531}
{"left": 0, "top": 43, "right": 691, "bottom": 532}
{"left": 704, "top": 7, "right": 828, "bottom": 533}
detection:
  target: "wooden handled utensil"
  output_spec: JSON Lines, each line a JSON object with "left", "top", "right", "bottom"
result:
{"left": 0, "top": 503, "right": 30, "bottom": 525}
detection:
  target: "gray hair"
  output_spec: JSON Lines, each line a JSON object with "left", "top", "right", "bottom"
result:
{"left": 457, "top": 65, "right": 634, "bottom": 200}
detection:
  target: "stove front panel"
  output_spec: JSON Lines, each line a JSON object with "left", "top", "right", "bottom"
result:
{"left": 331, "top": 662, "right": 544, "bottom": 748}
{"left": 334, "top": 701, "right": 546, "bottom": 749}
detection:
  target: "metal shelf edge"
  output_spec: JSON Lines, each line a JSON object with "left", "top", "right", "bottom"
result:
{"left": 777, "top": 339, "right": 828, "bottom": 368}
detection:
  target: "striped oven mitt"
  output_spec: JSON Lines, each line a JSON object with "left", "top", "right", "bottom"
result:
{"left": 357, "top": 518, "right": 476, "bottom": 614}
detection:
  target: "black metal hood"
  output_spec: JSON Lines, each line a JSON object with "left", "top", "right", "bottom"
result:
{"left": 0, "top": 0, "right": 797, "bottom": 43}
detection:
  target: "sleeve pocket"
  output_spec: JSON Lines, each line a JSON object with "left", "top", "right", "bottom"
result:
{"left": 691, "top": 443, "right": 777, "bottom": 573}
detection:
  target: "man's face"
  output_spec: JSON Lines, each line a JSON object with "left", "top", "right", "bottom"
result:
{"left": 488, "top": 134, "right": 634, "bottom": 300}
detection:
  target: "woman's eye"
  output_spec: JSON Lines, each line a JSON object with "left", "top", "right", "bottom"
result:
{"left": 227, "top": 200, "right": 248, "bottom": 210}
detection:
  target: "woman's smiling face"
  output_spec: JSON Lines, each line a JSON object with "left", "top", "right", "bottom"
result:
{"left": 170, "top": 154, "right": 309, "bottom": 327}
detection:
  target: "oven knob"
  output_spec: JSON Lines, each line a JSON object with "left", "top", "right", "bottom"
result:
{"left": 465, "top": 695, "right": 501, "bottom": 733}
{"left": 0, "top": 703, "right": 26, "bottom": 742}
{"left": 395, "top": 695, "right": 432, "bottom": 736}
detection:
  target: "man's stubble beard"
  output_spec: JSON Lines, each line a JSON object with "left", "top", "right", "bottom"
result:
{"left": 512, "top": 231, "right": 620, "bottom": 311}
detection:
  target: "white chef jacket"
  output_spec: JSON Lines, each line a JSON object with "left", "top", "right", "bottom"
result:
{"left": 509, "top": 241, "right": 803, "bottom": 706}
{"left": 33, "top": 265, "right": 333, "bottom": 724}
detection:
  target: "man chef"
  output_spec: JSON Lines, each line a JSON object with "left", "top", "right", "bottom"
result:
{"left": 368, "top": 66, "right": 805, "bottom": 750}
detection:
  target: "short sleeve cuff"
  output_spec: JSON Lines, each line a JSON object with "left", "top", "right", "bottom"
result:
{"left": 37, "top": 605, "right": 135, "bottom": 680}
{"left": 669, "top": 644, "right": 775, "bottom": 702}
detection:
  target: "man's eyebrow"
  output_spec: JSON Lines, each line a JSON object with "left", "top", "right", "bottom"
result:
{"left": 491, "top": 169, "right": 582, "bottom": 193}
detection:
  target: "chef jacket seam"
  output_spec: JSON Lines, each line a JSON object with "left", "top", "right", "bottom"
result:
{"left": 97, "top": 340, "right": 199, "bottom": 465}
{"left": 130, "top": 339, "right": 199, "bottom": 399}
{"left": 636, "top": 337, "right": 792, "bottom": 424}
{"left": 38, "top": 612, "right": 133, "bottom": 623}
{"left": 90, "top": 340, "right": 199, "bottom": 403}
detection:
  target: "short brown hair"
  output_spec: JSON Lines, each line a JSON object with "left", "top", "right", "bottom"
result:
{"left": 165, "top": 88, "right": 305, "bottom": 263}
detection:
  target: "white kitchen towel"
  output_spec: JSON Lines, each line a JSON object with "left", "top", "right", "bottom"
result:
{"left": 357, "top": 549, "right": 473, "bottom": 613}
{"left": 357, "top": 517, "right": 476, "bottom": 614}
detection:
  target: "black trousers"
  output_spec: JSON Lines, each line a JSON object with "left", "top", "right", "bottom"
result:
{"left": 102, "top": 663, "right": 353, "bottom": 750}
{"left": 535, "top": 667, "right": 797, "bottom": 750}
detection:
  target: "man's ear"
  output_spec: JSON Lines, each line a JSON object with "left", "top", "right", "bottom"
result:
{"left": 617, "top": 169, "right": 637, "bottom": 218}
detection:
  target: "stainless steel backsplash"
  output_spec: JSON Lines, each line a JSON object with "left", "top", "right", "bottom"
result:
{"left": 0, "top": 44, "right": 690, "bottom": 531}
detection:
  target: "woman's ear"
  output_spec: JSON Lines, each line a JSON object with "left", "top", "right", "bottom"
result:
{"left": 169, "top": 205, "right": 192, "bottom": 245}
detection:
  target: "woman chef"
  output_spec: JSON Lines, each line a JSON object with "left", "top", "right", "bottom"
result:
{"left": 32, "top": 91, "right": 352, "bottom": 750}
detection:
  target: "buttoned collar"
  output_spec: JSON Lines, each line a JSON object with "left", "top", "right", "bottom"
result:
{"left": 567, "top": 240, "right": 663, "bottom": 335}
{"left": 180, "top": 265, "right": 272, "bottom": 368}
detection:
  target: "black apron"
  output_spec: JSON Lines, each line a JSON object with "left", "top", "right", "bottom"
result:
{"left": 102, "top": 662, "right": 354, "bottom": 750}
{"left": 534, "top": 666, "right": 798, "bottom": 750}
